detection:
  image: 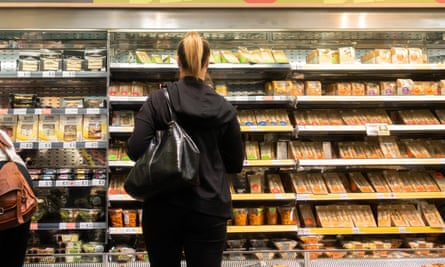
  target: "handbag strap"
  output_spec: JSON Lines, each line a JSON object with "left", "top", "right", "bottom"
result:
{"left": 0, "top": 132, "right": 13, "bottom": 162}
{"left": 162, "top": 85, "right": 177, "bottom": 122}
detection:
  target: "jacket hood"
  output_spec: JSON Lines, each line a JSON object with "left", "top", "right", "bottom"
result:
{"left": 163, "top": 78, "right": 237, "bottom": 128}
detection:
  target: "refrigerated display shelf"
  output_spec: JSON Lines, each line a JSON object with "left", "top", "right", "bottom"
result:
{"left": 228, "top": 225, "right": 299, "bottom": 233}
{"left": 108, "top": 160, "right": 134, "bottom": 167}
{"left": 298, "top": 227, "right": 445, "bottom": 236}
{"left": 296, "top": 125, "right": 445, "bottom": 136}
{"left": 298, "top": 158, "right": 445, "bottom": 167}
{"left": 0, "top": 71, "right": 107, "bottom": 79}
{"left": 30, "top": 222, "right": 107, "bottom": 231}
{"left": 14, "top": 141, "right": 107, "bottom": 149}
{"left": 1, "top": 108, "right": 107, "bottom": 115}
{"left": 241, "top": 125, "right": 294, "bottom": 133}
{"left": 309, "top": 257, "right": 445, "bottom": 267}
{"left": 297, "top": 192, "right": 445, "bottom": 201}
{"left": 295, "top": 96, "right": 445, "bottom": 107}
{"left": 244, "top": 159, "right": 297, "bottom": 167}
{"left": 232, "top": 193, "right": 296, "bottom": 201}
{"left": 293, "top": 63, "right": 445, "bottom": 72}
{"left": 33, "top": 179, "right": 106, "bottom": 188}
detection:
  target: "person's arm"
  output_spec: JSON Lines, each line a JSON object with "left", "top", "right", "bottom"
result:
{"left": 220, "top": 117, "right": 244, "bottom": 173}
{"left": 127, "top": 99, "right": 156, "bottom": 161}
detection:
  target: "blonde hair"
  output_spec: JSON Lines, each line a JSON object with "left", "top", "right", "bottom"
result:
{"left": 177, "top": 32, "right": 210, "bottom": 79}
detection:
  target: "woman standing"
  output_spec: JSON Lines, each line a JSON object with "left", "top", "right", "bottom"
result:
{"left": 127, "top": 32, "right": 244, "bottom": 267}
{"left": 0, "top": 128, "right": 34, "bottom": 267}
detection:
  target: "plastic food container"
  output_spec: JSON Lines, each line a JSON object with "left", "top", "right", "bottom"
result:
{"left": 249, "top": 247, "right": 275, "bottom": 260}
{"left": 266, "top": 207, "right": 278, "bottom": 225}
{"left": 232, "top": 208, "right": 248, "bottom": 226}
{"left": 278, "top": 206, "right": 298, "bottom": 225}
{"left": 226, "top": 239, "right": 246, "bottom": 249}
{"left": 59, "top": 208, "right": 79, "bottom": 222}
{"left": 272, "top": 239, "right": 298, "bottom": 250}
{"left": 249, "top": 238, "right": 269, "bottom": 248}
{"left": 248, "top": 207, "right": 264, "bottom": 225}
{"left": 300, "top": 235, "right": 324, "bottom": 244}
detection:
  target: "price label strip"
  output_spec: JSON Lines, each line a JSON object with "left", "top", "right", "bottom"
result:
{"left": 365, "top": 123, "right": 390, "bottom": 136}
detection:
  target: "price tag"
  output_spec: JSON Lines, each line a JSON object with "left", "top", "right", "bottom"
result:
{"left": 399, "top": 227, "right": 407, "bottom": 233}
{"left": 17, "top": 71, "right": 31, "bottom": 77}
{"left": 13, "top": 108, "right": 27, "bottom": 115}
{"left": 376, "top": 193, "right": 385, "bottom": 199}
{"left": 62, "top": 71, "right": 76, "bottom": 77}
{"left": 298, "top": 228, "right": 311, "bottom": 235}
{"left": 65, "top": 108, "right": 78, "bottom": 114}
{"left": 38, "top": 142, "right": 52, "bottom": 149}
{"left": 339, "top": 193, "right": 348, "bottom": 199}
{"left": 19, "top": 142, "right": 34, "bottom": 149}
{"left": 298, "top": 194, "right": 309, "bottom": 200}
{"left": 79, "top": 222, "right": 94, "bottom": 229}
{"left": 92, "top": 179, "right": 106, "bottom": 186}
{"left": 86, "top": 108, "right": 100, "bottom": 114}
{"left": 0, "top": 109, "right": 8, "bottom": 115}
{"left": 30, "top": 223, "right": 38, "bottom": 230}
{"left": 365, "top": 123, "right": 390, "bottom": 136}
{"left": 42, "top": 71, "right": 56, "bottom": 78}
{"left": 38, "top": 180, "right": 53, "bottom": 187}
{"left": 59, "top": 222, "right": 76, "bottom": 229}
{"left": 85, "top": 142, "right": 99, "bottom": 149}
{"left": 352, "top": 227, "right": 361, "bottom": 234}
{"left": 63, "top": 142, "right": 77, "bottom": 149}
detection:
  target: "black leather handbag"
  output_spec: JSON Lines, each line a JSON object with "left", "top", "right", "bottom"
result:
{"left": 124, "top": 87, "right": 200, "bottom": 200}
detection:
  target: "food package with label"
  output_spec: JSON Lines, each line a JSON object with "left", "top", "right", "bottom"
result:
{"left": 435, "top": 109, "right": 445, "bottom": 123}
{"left": 259, "top": 142, "right": 275, "bottom": 160}
{"left": 298, "top": 204, "right": 316, "bottom": 227}
{"left": 276, "top": 140, "right": 288, "bottom": 160}
{"left": 58, "top": 115, "right": 82, "bottom": 142}
{"left": 289, "top": 173, "right": 309, "bottom": 193}
{"left": 377, "top": 204, "right": 392, "bottom": 227}
{"left": 407, "top": 48, "right": 424, "bottom": 64}
{"left": 85, "top": 48, "right": 106, "bottom": 71}
{"left": 365, "top": 82, "right": 380, "bottom": 96}
{"left": 16, "top": 115, "right": 39, "bottom": 141}
{"left": 398, "top": 109, "right": 440, "bottom": 125}
{"left": 82, "top": 114, "right": 107, "bottom": 141}
{"left": 61, "top": 97, "right": 84, "bottom": 108}
{"left": 322, "top": 172, "right": 347, "bottom": 193}
{"left": 111, "top": 111, "right": 135, "bottom": 127}
{"left": 397, "top": 78, "right": 414, "bottom": 95}
{"left": 18, "top": 51, "right": 40, "bottom": 72}
{"left": 220, "top": 50, "right": 240, "bottom": 64}
{"left": 391, "top": 47, "right": 409, "bottom": 64}
{"left": 63, "top": 50, "right": 84, "bottom": 71}
{"left": 366, "top": 172, "right": 392, "bottom": 192}
{"left": 304, "top": 81, "right": 322, "bottom": 96}
{"left": 0, "top": 115, "right": 17, "bottom": 140}
{"left": 306, "top": 49, "right": 332, "bottom": 64}
{"left": 267, "top": 173, "right": 285, "bottom": 194}
{"left": 245, "top": 140, "right": 260, "bottom": 160}
{"left": 307, "top": 173, "right": 329, "bottom": 194}
{"left": 348, "top": 172, "right": 374, "bottom": 193}
{"left": 326, "top": 82, "right": 352, "bottom": 96}
{"left": 440, "top": 80, "right": 445, "bottom": 95}
{"left": 419, "top": 202, "right": 445, "bottom": 227}
{"left": 266, "top": 80, "right": 304, "bottom": 96}
{"left": 238, "top": 110, "right": 257, "bottom": 126}
{"left": 380, "top": 81, "right": 397, "bottom": 96}
{"left": 40, "top": 49, "right": 62, "bottom": 71}
{"left": 400, "top": 139, "right": 432, "bottom": 158}
{"left": 361, "top": 49, "right": 391, "bottom": 64}
{"left": 289, "top": 141, "right": 326, "bottom": 160}
{"left": 38, "top": 115, "right": 60, "bottom": 141}
{"left": 135, "top": 50, "right": 151, "bottom": 64}
{"left": 272, "top": 49, "right": 289, "bottom": 63}
{"left": 247, "top": 172, "right": 264, "bottom": 193}
{"left": 378, "top": 136, "right": 402, "bottom": 158}
{"left": 351, "top": 82, "right": 365, "bottom": 96}
{"left": 338, "top": 47, "right": 356, "bottom": 64}
{"left": 257, "top": 48, "right": 276, "bottom": 64}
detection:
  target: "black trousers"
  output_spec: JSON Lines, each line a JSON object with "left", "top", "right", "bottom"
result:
{"left": 142, "top": 201, "right": 227, "bottom": 267}
{"left": 0, "top": 220, "right": 30, "bottom": 267}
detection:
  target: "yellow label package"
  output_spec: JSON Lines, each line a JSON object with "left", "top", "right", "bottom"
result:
{"left": 0, "top": 115, "right": 17, "bottom": 141}
{"left": 16, "top": 115, "right": 38, "bottom": 141}
{"left": 38, "top": 114, "right": 60, "bottom": 141}
{"left": 82, "top": 114, "right": 107, "bottom": 141}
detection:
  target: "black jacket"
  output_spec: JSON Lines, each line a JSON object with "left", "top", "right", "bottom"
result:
{"left": 127, "top": 77, "right": 244, "bottom": 219}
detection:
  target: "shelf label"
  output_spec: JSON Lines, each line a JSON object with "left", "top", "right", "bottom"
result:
{"left": 38, "top": 180, "right": 54, "bottom": 187}
{"left": 79, "top": 222, "right": 95, "bottom": 229}
{"left": 62, "top": 71, "right": 76, "bottom": 77}
{"left": 19, "top": 142, "right": 34, "bottom": 149}
{"left": 85, "top": 142, "right": 99, "bottom": 148}
{"left": 0, "top": 109, "right": 8, "bottom": 115}
{"left": 399, "top": 227, "right": 407, "bottom": 233}
{"left": 59, "top": 222, "right": 76, "bottom": 229}
{"left": 65, "top": 108, "right": 78, "bottom": 114}
{"left": 63, "top": 142, "right": 77, "bottom": 149}
{"left": 376, "top": 193, "right": 385, "bottom": 199}
{"left": 17, "top": 71, "right": 31, "bottom": 77}
{"left": 352, "top": 227, "right": 361, "bottom": 234}
{"left": 30, "top": 223, "right": 38, "bottom": 230}
{"left": 38, "top": 142, "right": 52, "bottom": 149}
{"left": 13, "top": 108, "right": 27, "bottom": 115}
{"left": 365, "top": 123, "right": 390, "bottom": 136}
{"left": 42, "top": 71, "right": 56, "bottom": 78}
{"left": 55, "top": 180, "right": 90, "bottom": 187}
{"left": 92, "top": 179, "right": 106, "bottom": 186}
{"left": 86, "top": 108, "right": 100, "bottom": 114}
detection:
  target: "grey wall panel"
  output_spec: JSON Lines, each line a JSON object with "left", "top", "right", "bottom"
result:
{"left": 0, "top": 8, "right": 444, "bottom": 31}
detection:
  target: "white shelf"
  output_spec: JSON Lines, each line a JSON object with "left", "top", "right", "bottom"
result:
{"left": 298, "top": 158, "right": 445, "bottom": 167}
